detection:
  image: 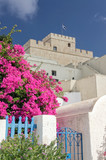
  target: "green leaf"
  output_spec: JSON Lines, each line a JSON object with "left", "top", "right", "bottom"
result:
{"left": 13, "top": 97, "right": 20, "bottom": 102}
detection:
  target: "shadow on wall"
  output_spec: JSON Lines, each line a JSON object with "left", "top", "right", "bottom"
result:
{"left": 97, "top": 127, "right": 106, "bottom": 160}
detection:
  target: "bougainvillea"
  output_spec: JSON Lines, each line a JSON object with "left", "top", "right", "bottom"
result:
{"left": 0, "top": 28, "right": 68, "bottom": 122}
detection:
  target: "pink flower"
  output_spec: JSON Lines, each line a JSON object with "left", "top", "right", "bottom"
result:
{"left": 104, "top": 152, "right": 106, "bottom": 156}
{"left": 0, "top": 44, "right": 2, "bottom": 50}
{"left": 0, "top": 42, "right": 64, "bottom": 122}
{"left": 62, "top": 96, "right": 68, "bottom": 102}
{"left": 0, "top": 44, "right": 2, "bottom": 52}
{"left": 49, "top": 76, "right": 53, "bottom": 79}
{"left": 33, "top": 64, "right": 37, "bottom": 67}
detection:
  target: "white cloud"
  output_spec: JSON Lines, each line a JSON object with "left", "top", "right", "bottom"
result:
{"left": 0, "top": 0, "right": 39, "bottom": 20}
{"left": 101, "top": 16, "right": 106, "bottom": 21}
{"left": 94, "top": 13, "right": 106, "bottom": 22}
{"left": 94, "top": 13, "right": 99, "bottom": 18}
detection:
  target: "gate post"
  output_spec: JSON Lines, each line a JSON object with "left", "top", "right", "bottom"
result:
{"left": 0, "top": 119, "right": 6, "bottom": 143}
{"left": 34, "top": 115, "right": 56, "bottom": 145}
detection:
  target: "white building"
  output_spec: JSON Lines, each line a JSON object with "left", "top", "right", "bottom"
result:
{"left": 23, "top": 34, "right": 106, "bottom": 105}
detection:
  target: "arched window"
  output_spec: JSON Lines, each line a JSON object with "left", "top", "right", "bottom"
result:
{"left": 68, "top": 43, "right": 71, "bottom": 47}
{"left": 53, "top": 46, "right": 57, "bottom": 51}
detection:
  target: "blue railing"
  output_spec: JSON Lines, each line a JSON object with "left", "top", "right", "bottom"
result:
{"left": 6, "top": 116, "right": 37, "bottom": 139}
{"left": 57, "top": 127, "right": 83, "bottom": 160}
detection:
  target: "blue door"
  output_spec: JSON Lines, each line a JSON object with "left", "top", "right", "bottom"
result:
{"left": 57, "top": 127, "right": 83, "bottom": 160}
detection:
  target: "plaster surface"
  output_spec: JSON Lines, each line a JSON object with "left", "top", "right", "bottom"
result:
{"left": 56, "top": 96, "right": 106, "bottom": 160}
{"left": 0, "top": 119, "right": 6, "bottom": 143}
{"left": 34, "top": 115, "right": 56, "bottom": 145}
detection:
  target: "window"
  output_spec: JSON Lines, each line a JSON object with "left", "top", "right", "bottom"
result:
{"left": 52, "top": 70, "right": 56, "bottom": 76}
{"left": 53, "top": 46, "right": 57, "bottom": 51}
{"left": 68, "top": 43, "right": 71, "bottom": 47}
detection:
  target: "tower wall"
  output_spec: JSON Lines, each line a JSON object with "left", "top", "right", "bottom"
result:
{"left": 23, "top": 33, "right": 93, "bottom": 66}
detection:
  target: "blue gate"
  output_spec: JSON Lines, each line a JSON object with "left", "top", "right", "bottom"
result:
{"left": 57, "top": 127, "right": 83, "bottom": 160}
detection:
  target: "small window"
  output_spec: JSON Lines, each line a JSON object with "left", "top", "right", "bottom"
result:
{"left": 68, "top": 43, "right": 71, "bottom": 47}
{"left": 53, "top": 46, "right": 57, "bottom": 51}
{"left": 52, "top": 70, "right": 56, "bottom": 76}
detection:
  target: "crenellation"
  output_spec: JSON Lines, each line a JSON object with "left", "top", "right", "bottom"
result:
{"left": 62, "top": 35, "right": 65, "bottom": 39}
{"left": 42, "top": 33, "right": 76, "bottom": 44}
{"left": 87, "top": 51, "right": 93, "bottom": 56}
{"left": 58, "top": 34, "right": 61, "bottom": 37}
{"left": 74, "top": 48, "right": 93, "bottom": 57}
{"left": 54, "top": 33, "right": 57, "bottom": 36}
{"left": 30, "top": 39, "right": 37, "bottom": 47}
{"left": 38, "top": 41, "right": 44, "bottom": 46}
{"left": 75, "top": 49, "right": 80, "bottom": 53}
{"left": 24, "top": 40, "right": 92, "bottom": 57}
{"left": 81, "top": 49, "right": 86, "bottom": 54}
{"left": 23, "top": 40, "right": 30, "bottom": 51}
{"left": 23, "top": 33, "right": 93, "bottom": 66}
{"left": 29, "top": 40, "right": 51, "bottom": 50}
{"left": 51, "top": 33, "right": 75, "bottom": 41}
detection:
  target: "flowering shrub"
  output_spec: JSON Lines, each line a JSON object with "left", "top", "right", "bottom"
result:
{"left": 0, "top": 26, "right": 68, "bottom": 121}
{"left": 0, "top": 134, "right": 66, "bottom": 160}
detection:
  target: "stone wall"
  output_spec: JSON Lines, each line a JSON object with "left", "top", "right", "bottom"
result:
{"left": 23, "top": 33, "right": 93, "bottom": 66}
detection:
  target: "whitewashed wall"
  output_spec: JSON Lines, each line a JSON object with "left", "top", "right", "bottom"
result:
{"left": 63, "top": 92, "right": 81, "bottom": 105}
{"left": 56, "top": 96, "right": 106, "bottom": 160}
{"left": 34, "top": 115, "right": 56, "bottom": 145}
{"left": 24, "top": 54, "right": 81, "bottom": 81}
{"left": 89, "top": 96, "right": 106, "bottom": 160}
{"left": 0, "top": 119, "right": 6, "bottom": 143}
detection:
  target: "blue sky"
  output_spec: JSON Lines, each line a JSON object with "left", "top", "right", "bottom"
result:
{"left": 0, "top": 0, "right": 106, "bottom": 57}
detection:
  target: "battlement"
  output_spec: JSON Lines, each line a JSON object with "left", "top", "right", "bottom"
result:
{"left": 23, "top": 33, "right": 93, "bottom": 67}
{"left": 23, "top": 39, "right": 51, "bottom": 50}
{"left": 42, "top": 33, "right": 76, "bottom": 43}
{"left": 75, "top": 49, "right": 93, "bottom": 57}
{"left": 23, "top": 38, "right": 93, "bottom": 58}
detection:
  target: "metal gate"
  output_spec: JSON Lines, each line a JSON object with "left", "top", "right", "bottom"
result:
{"left": 57, "top": 127, "right": 83, "bottom": 160}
